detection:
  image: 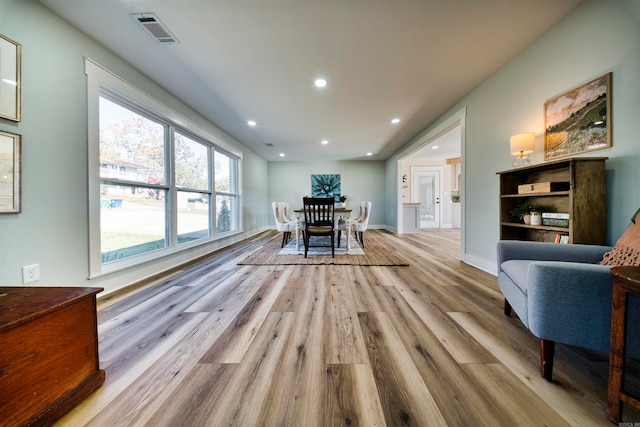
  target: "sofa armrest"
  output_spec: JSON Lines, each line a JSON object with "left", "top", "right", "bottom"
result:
{"left": 497, "top": 240, "right": 611, "bottom": 273}
{"left": 527, "top": 261, "right": 613, "bottom": 352}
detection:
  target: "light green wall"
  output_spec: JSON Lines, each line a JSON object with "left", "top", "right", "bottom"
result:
{"left": 0, "top": 0, "right": 269, "bottom": 293}
{"left": 387, "top": 0, "right": 640, "bottom": 273}
{"left": 268, "top": 160, "right": 385, "bottom": 226}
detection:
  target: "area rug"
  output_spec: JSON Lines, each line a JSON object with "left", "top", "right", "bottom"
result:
{"left": 278, "top": 236, "right": 364, "bottom": 256}
{"left": 238, "top": 233, "right": 409, "bottom": 266}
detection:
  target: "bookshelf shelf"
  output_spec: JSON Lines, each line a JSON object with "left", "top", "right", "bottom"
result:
{"left": 500, "top": 191, "right": 570, "bottom": 198}
{"left": 500, "top": 222, "right": 570, "bottom": 233}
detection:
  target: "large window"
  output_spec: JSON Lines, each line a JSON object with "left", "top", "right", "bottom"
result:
{"left": 87, "top": 59, "right": 240, "bottom": 275}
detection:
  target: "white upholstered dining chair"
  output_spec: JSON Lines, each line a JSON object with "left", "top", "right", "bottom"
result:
{"left": 338, "top": 201, "right": 371, "bottom": 248}
{"left": 272, "top": 201, "right": 296, "bottom": 247}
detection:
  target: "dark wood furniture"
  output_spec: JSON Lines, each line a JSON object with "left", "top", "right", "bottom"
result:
{"left": 497, "top": 157, "right": 607, "bottom": 244}
{"left": 302, "top": 197, "right": 335, "bottom": 258}
{"left": 294, "top": 207, "right": 352, "bottom": 252}
{"left": 0, "top": 286, "right": 105, "bottom": 426}
{"left": 608, "top": 266, "right": 640, "bottom": 423}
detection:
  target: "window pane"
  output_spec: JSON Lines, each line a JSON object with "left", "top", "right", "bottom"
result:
{"left": 175, "top": 132, "right": 209, "bottom": 190}
{"left": 99, "top": 96, "right": 166, "bottom": 185}
{"left": 216, "top": 194, "right": 236, "bottom": 233}
{"left": 100, "top": 184, "right": 167, "bottom": 262}
{"left": 214, "top": 150, "right": 234, "bottom": 193}
{"left": 178, "top": 191, "right": 210, "bottom": 244}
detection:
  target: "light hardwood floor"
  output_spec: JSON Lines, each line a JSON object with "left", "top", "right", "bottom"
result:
{"left": 56, "top": 229, "right": 636, "bottom": 426}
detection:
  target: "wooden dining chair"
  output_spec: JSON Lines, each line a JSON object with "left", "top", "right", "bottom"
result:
{"left": 302, "top": 197, "right": 335, "bottom": 258}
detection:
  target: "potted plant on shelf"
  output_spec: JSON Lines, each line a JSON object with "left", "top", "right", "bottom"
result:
{"left": 510, "top": 201, "right": 542, "bottom": 225}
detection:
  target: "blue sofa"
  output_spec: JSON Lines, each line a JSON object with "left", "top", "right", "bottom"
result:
{"left": 497, "top": 240, "right": 640, "bottom": 381}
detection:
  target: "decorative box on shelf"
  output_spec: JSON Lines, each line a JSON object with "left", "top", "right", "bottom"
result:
{"left": 542, "top": 212, "right": 570, "bottom": 228}
{"left": 517, "top": 181, "right": 570, "bottom": 194}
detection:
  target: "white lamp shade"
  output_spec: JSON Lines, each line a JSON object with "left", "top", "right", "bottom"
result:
{"left": 510, "top": 132, "right": 535, "bottom": 155}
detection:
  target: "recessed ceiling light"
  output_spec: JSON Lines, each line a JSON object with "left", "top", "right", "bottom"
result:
{"left": 247, "top": 120, "right": 256, "bottom": 127}
{"left": 391, "top": 118, "right": 400, "bottom": 124}
{"left": 366, "top": 152, "right": 373, "bottom": 156}
{"left": 314, "top": 78, "right": 327, "bottom": 88}
{"left": 432, "top": 145, "right": 439, "bottom": 150}
{"left": 321, "top": 140, "right": 329, "bottom": 145}
{"left": 279, "top": 153, "right": 285, "bottom": 157}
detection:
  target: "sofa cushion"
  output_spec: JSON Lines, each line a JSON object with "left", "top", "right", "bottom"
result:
{"left": 501, "top": 260, "right": 535, "bottom": 295}
{"left": 600, "top": 219, "right": 640, "bottom": 266}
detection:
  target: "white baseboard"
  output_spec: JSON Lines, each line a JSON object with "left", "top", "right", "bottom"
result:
{"left": 461, "top": 252, "right": 497, "bottom": 276}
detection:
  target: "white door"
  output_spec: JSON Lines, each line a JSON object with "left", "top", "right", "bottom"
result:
{"left": 411, "top": 167, "right": 441, "bottom": 228}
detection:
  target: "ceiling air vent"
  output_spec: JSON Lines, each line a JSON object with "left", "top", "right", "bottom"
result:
{"left": 265, "top": 143, "right": 275, "bottom": 147}
{"left": 130, "top": 13, "right": 180, "bottom": 45}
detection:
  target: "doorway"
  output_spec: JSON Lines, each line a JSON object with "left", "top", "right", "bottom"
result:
{"left": 396, "top": 106, "right": 465, "bottom": 259}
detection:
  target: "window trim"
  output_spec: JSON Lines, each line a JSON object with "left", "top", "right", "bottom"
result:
{"left": 85, "top": 58, "right": 242, "bottom": 278}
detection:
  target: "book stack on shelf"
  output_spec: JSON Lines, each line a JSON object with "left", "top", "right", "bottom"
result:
{"left": 542, "top": 212, "right": 569, "bottom": 228}
{"left": 545, "top": 212, "right": 570, "bottom": 244}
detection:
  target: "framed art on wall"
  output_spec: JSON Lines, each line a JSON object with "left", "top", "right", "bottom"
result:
{"left": 0, "top": 130, "right": 21, "bottom": 213}
{"left": 311, "top": 174, "right": 341, "bottom": 201}
{"left": 0, "top": 34, "right": 21, "bottom": 122}
{"left": 544, "top": 72, "right": 611, "bottom": 160}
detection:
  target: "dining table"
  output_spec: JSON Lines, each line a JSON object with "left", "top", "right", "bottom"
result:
{"left": 293, "top": 207, "right": 352, "bottom": 253}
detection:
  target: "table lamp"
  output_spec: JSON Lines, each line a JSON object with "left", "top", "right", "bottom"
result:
{"left": 510, "top": 132, "right": 535, "bottom": 167}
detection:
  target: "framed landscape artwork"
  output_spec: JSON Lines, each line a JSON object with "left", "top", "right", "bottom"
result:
{"left": 0, "top": 130, "right": 21, "bottom": 213}
{"left": 311, "top": 174, "right": 341, "bottom": 201}
{"left": 0, "top": 34, "right": 21, "bottom": 122}
{"left": 544, "top": 72, "right": 611, "bottom": 160}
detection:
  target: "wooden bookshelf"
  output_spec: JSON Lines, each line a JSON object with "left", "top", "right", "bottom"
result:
{"left": 497, "top": 157, "right": 607, "bottom": 244}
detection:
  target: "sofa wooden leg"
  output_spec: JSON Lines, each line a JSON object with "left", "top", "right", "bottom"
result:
{"left": 540, "top": 339, "right": 555, "bottom": 381}
{"left": 503, "top": 299, "right": 512, "bottom": 316}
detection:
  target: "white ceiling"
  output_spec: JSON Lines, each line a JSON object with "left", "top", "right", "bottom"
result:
{"left": 38, "top": 0, "right": 583, "bottom": 162}
{"left": 410, "top": 124, "right": 461, "bottom": 162}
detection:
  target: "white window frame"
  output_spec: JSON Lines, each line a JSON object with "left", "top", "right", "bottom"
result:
{"left": 85, "top": 58, "right": 242, "bottom": 278}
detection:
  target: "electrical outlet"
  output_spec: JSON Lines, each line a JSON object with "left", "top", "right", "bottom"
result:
{"left": 22, "top": 264, "right": 40, "bottom": 284}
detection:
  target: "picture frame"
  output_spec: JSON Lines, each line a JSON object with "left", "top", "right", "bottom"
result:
{"left": 0, "top": 130, "right": 21, "bottom": 213}
{"left": 0, "top": 33, "right": 21, "bottom": 122}
{"left": 311, "top": 174, "right": 341, "bottom": 202}
{"left": 544, "top": 72, "right": 611, "bottom": 160}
